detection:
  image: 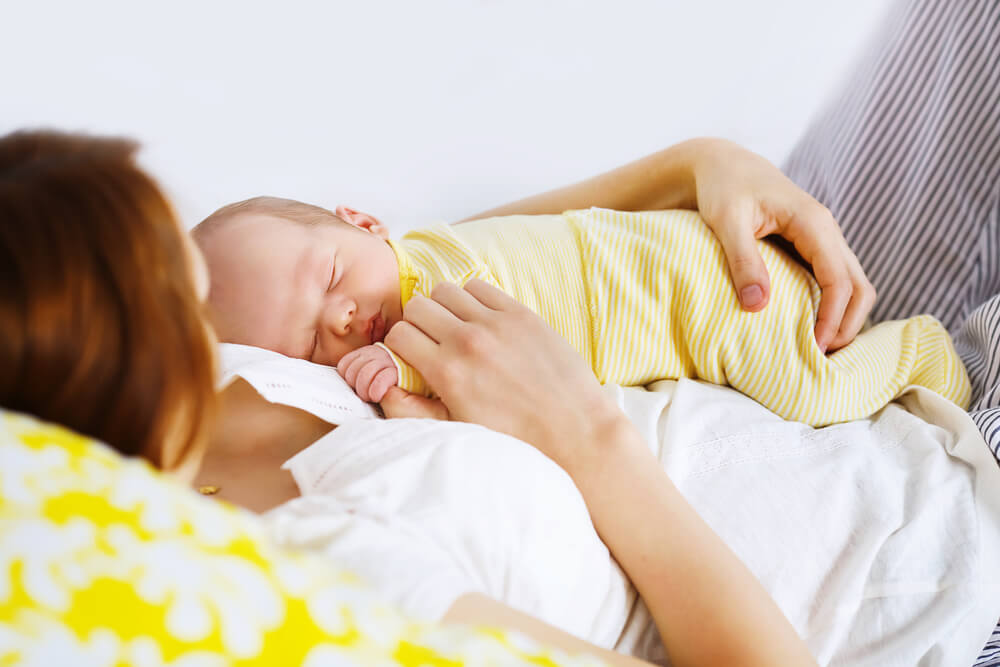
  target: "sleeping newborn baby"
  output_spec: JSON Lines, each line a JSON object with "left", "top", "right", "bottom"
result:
{"left": 193, "top": 196, "right": 970, "bottom": 426}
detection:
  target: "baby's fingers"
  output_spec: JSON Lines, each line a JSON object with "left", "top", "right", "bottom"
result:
{"left": 337, "top": 349, "right": 368, "bottom": 388}
{"left": 354, "top": 358, "right": 398, "bottom": 403}
{"left": 368, "top": 367, "right": 399, "bottom": 403}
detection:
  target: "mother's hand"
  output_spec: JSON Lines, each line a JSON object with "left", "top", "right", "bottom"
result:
{"left": 379, "top": 280, "right": 632, "bottom": 471}
{"left": 686, "top": 138, "right": 875, "bottom": 352}
{"left": 463, "top": 138, "right": 876, "bottom": 353}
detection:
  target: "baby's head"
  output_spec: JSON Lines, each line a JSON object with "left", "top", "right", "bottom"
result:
{"left": 193, "top": 196, "right": 403, "bottom": 366}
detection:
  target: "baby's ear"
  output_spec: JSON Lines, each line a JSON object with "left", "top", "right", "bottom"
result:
{"left": 335, "top": 205, "right": 390, "bottom": 240}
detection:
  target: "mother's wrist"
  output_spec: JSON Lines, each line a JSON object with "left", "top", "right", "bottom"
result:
{"left": 558, "top": 405, "right": 647, "bottom": 480}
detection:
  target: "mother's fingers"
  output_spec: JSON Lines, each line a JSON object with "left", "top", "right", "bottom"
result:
{"left": 400, "top": 294, "right": 465, "bottom": 343}
{"left": 802, "top": 218, "right": 875, "bottom": 352}
{"left": 827, "top": 263, "right": 876, "bottom": 351}
{"left": 463, "top": 279, "right": 520, "bottom": 311}
{"left": 384, "top": 283, "right": 502, "bottom": 392}
{"left": 384, "top": 320, "right": 440, "bottom": 370}
{"left": 428, "top": 282, "right": 492, "bottom": 322}
{"left": 380, "top": 387, "right": 450, "bottom": 420}
{"left": 780, "top": 205, "right": 865, "bottom": 352}
{"left": 811, "top": 261, "right": 851, "bottom": 353}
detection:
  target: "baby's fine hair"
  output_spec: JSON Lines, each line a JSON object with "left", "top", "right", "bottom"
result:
{"left": 192, "top": 196, "right": 347, "bottom": 244}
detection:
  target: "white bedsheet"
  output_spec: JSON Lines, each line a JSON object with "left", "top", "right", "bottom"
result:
{"left": 265, "top": 380, "right": 1000, "bottom": 666}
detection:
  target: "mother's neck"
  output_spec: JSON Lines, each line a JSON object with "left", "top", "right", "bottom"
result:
{"left": 194, "top": 378, "right": 336, "bottom": 513}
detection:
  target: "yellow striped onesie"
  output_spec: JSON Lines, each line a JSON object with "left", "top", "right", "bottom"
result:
{"left": 380, "top": 208, "right": 970, "bottom": 426}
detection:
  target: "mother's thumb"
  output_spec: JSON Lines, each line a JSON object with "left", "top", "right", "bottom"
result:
{"left": 714, "top": 225, "right": 771, "bottom": 312}
{"left": 380, "top": 387, "right": 450, "bottom": 420}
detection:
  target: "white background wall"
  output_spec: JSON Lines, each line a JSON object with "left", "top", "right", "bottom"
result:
{"left": 3, "top": 0, "right": 895, "bottom": 233}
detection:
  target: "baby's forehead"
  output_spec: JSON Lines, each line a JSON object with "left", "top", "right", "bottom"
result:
{"left": 200, "top": 214, "right": 307, "bottom": 297}
{"left": 214, "top": 213, "right": 308, "bottom": 256}
{"left": 233, "top": 211, "right": 300, "bottom": 236}
{"left": 202, "top": 214, "right": 308, "bottom": 346}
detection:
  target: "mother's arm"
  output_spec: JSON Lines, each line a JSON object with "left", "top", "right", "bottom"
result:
{"left": 460, "top": 138, "right": 874, "bottom": 352}
{"left": 382, "top": 281, "right": 818, "bottom": 667}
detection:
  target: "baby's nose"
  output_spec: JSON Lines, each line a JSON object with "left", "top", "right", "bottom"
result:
{"left": 323, "top": 296, "right": 357, "bottom": 336}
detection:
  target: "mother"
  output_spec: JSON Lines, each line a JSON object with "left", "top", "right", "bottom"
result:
{"left": 0, "top": 129, "right": 851, "bottom": 666}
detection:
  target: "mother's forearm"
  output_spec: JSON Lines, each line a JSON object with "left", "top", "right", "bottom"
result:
{"left": 570, "top": 419, "right": 818, "bottom": 667}
{"left": 457, "top": 139, "right": 716, "bottom": 222}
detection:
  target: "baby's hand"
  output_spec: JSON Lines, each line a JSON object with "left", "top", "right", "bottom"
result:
{"left": 337, "top": 345, "right": 399, "bottom": 403}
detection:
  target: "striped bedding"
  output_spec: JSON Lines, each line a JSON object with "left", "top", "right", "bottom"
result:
{"left": 780, "top": 0, "right": 1000, "bottom": 663}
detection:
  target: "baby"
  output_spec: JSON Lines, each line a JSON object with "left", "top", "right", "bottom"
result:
{"left": 193, "top": 196, "right": 970, "bottom": 427}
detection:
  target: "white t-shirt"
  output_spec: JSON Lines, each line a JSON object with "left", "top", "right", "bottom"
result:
{"left": 265, "top": 380, "right": 1000, "bottom": 666}
{"left": 267, "top": 416, "right": 634, "bottom": 650}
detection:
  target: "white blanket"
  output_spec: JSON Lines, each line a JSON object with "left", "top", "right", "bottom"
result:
{"left": 266, "top": 380, "right": 1000, "bottom": 666}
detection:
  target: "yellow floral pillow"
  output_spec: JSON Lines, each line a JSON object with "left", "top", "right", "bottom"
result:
{"left": 0, "top": 410, "right": 602, "bottom": 666}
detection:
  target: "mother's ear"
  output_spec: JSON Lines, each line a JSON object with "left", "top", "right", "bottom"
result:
{"left": 335, "top": 205, "right": 389, "bottom": 240}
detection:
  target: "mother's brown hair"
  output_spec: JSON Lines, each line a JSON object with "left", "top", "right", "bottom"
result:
{"left": 0, "top": 130, "right": 216, "bottom": 468}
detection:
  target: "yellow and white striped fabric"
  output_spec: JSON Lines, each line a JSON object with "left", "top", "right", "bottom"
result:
{"left": 0, "top": 409, "right": 605, "bottom": 666}
{"left": 385, "top": 208, "right": 970, "bottom": 426}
